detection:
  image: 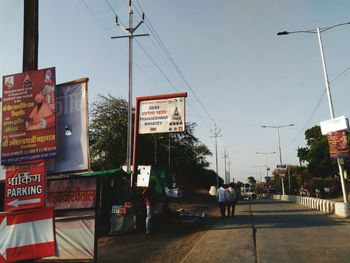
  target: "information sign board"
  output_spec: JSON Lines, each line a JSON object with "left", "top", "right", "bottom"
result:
{"left": 139, "top": 96, "right": 185, "bottom": 134}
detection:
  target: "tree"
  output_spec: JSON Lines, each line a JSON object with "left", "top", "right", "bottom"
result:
{"left": 89, "top": 95, "right": 214, "bottom": 188}
{"left": 297, "top": 125, "right": 337, "bottom": 178}
{"left": 89, "top": 95, "right": 128, "bottom": 170}
{"left": 247, "top": 176, "right": 256, "bottom": 184}
{"left": 247, "top": 176, "right": 256, "bottom": 191}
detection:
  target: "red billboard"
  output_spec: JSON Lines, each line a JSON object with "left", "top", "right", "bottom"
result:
{"left": 2, "top": 68, "right": 56, "bottom": 164}
{"left": 4, "top": 160, "right": 46, "bottom": 211}
{"left": 327, "top": 130, "right": 349, "bottom": 158}
{"left": 0, "top": 207, "right": 56, "bottom": 263}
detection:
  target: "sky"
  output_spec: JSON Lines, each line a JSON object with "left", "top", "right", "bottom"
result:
{"left": 1, "top": 0, "right": 350, "bottom": 183}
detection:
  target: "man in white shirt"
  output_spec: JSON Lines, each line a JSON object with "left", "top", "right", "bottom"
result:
{"left": 217, "top": 184, "right": 228, "bottom": 218}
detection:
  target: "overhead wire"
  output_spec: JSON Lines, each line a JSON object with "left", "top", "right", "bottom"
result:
{"left": 135, "top": 39, "right": 212, "bottom": 129}
{"left": 282, "top": 65, "right": 350, "bottom": 163}
{"left": 81, "top": 0, "right": 179, "bottom": 101}
{"left": 132, "top": 0, "right": 216, "bottom": 125}
{"left": 83, "top": 0, "right": 212, "bottom": 130}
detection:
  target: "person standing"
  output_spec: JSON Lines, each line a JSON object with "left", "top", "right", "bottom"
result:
{"left": 217, "top": 184, "right": 227, "bottom": 218}
{"left": 226, "top": 184, "right": 237, "bottom": 217}
{"left": 142, "top": 181, "right": 157, "bottom": 234}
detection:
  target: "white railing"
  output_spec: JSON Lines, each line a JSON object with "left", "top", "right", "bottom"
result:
{"left": 272, "top": 194, "right": 335, "bottom": 214}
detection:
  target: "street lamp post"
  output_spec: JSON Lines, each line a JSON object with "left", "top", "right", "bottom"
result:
{"left": 277, "top": 22, "right": 350, "bottom": 204}
{"left": 262, "top": 124, "right": 294, "bottom": 195}
{"left": 256, "top": 151, "right": 276, "bottom": 178}
{"left": 252, "top": 165, "right": 265, "bottom": 183}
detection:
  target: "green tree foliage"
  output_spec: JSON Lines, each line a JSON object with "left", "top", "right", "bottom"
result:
{"left": 297, "top": 125, "right": 337, "bottom": 178}
{"left": 247, "top": 176, "right": 256, "bottom": 191}
{"left": 247, "top": 176, "right": 256, "bottom": 184}
{"left": 89, "top": 95, "right": 214, "bottom": 188}
{"left": 89, "top": 95, "right": 128, "bottom": 170}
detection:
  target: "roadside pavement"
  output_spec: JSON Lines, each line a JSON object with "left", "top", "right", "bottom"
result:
{"left": 179, "top": 203, "right": 256, "bottom": 263}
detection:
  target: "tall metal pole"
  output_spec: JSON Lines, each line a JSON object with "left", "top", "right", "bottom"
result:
{"left": 262, "top": 124, "right": 294, "bottom": 195}
{"left": 210, "top": 124, "right": 222, "bottom": 188}
{"left": 256, "top": 152, "right": 275, "bottom": 179}
{"left": 127, "top": 2, "right": 133, "bottom": 174}
{"left": 222, "top": 149, "right": 229, "bottom": 184}
{"left": 112, "top": 1, "right": 148, "bottom": 187}
{"left": 277, "top": 23, "right": 350, "bottom": 203}
{"left": 277, "top": 128, "right": 286, "bottom": 195}
{"left": 215, "top": 130, "right": 219, "bottom": 187}
{"left": 316, "top": 27, "right": 347, "bottom": 203}
{"left": 228, "top": 159, "right": 232, "bottom": 183}
{"left": 316, "top": 27, "right": 335, "bottom": 119}
{"left": 23, "top": 0, "right": 38, "bottom": 72}
{"left": 277, "top": 127, "right": 283, "bottom": 165}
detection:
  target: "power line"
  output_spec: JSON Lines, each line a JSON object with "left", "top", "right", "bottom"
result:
{"left": 282, "top": 65, "right": 350, "bottom": 163}
{"left": 135, "top": 39, "right": 211, "bottom": 129}
{"left": 133, "top": 0, "right": 216, "bottom": 125}
{"left": 102, "top": 0, "right": 214, "bottom": 130}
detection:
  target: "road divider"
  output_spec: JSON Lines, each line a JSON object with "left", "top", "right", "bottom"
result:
{"left": 272, "top": 195, "right": 336, "bottom": 215}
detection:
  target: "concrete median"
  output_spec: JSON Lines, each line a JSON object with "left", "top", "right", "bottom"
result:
{"left": 271, "top": 194, "right": 341, "bottom": 216}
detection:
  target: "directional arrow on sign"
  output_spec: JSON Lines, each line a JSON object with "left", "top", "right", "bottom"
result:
{"left": 7, "top": 198, "right": 41, "bottom": 208}
{"left": 0, "top": 215, "right": 54, "bottom": 261}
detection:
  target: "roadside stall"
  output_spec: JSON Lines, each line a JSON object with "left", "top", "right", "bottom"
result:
{"left": 39, "top": 168, "right": 129, "bottom": 262}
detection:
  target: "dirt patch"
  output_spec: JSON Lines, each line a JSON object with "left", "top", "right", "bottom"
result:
{"left": 98, "top": 189, "right": 220, "bottom": 263}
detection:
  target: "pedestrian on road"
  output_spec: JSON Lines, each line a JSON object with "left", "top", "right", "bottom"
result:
{"left": 142, "top": 181, "right": 157, "bottom": 234}
{"left": 217, "top": 184, "right": 228, "bottom": 218}
{"left": 226, "top": 184, "right": 237, "bottom": 217}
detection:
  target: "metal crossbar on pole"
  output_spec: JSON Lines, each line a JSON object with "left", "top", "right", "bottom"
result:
{"left": 111, "top": 0, "right": 148, "bottom": 188}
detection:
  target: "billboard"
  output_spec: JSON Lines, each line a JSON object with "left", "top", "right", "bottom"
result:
{"left": 0, "top": 99, "right": 5, "bottom": 180}
{"left": 46, "top": 79, "right": 90, "bottom": 174}
{"left": 0, "top": 207, "right": 56, "bottom": 262}
{"left": 327, "top": 130, "right": 349, "bottom": 158}
{"left": 4, "top": 160, "right": 46, "bottom": 211}
{"left": 139, "top": 96, "right": 185, "bottom": 134}
{"left": 47, "top": 177, "right": 96, "bottom": 210}
{"left": 2, "top": 68, "right": 56, "bottom": 164}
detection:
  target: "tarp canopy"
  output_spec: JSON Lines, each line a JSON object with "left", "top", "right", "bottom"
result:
{"left": 70, "top": 168, "right": 129, "bottom": 178}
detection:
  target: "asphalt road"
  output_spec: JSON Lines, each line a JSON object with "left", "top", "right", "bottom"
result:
{"left": 181, "top": 199, "right": 350, "bottom": 263}
{"left": 98, "top": 199, "right": 350, "bottom": 263}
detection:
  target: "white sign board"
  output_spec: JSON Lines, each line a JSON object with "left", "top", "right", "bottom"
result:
{"left": 122, "top": 165, "right": 151, "bottom": 187}
{"left": 320, "top": 116, "right": 349, "bottom": 135}
{"left": 139, "top": 97, "right": 185, "bottom": 134}
{"left": 136, "top": 166, "right": 151, "bottom": 187}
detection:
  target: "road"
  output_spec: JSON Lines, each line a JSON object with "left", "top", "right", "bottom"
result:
{"left": 98, "top": 199, "right": 350, "bottom": 263}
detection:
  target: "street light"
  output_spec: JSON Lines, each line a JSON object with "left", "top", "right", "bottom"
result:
{"left": 256, "top": 151, "right": 276, "bottom": 178}
{"left": 252, "top": 165, "right": 265, "bottom": 183}
{"left": 277, "top": 22, "right": 350, "bottom": 204}
{"left": 261, "top": 124, "right": 294, "bottom": 195}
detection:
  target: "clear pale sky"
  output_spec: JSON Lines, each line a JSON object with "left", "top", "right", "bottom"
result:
{"left": 1, "top": 0, "right": 350, "bottom": 183}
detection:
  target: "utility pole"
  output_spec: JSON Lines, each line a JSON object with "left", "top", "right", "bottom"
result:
{"left": 210, "top": 124, "right": 222, "bottom": 188}
{"left": 112, "top": 0, "right": 149, "bottom": 187}
{"left": 222, "top": 150, "right": 229, "bottom": 184}
{"left": 228, "top": 159, "right": 232, "bottom": 183}
{"left": 23, "top": 0, "right": 38, "bottom": 71}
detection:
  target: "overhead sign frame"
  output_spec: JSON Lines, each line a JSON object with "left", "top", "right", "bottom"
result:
{"left": 132, "top": 92, "right": 187, "bottom": 190}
